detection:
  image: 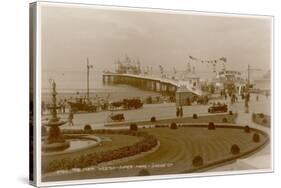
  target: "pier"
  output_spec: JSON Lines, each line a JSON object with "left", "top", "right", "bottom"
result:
{"left": 102, "top": 72, "right": 202, "bottom": 96}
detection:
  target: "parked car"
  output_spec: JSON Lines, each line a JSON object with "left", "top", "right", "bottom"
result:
{"left": 68, "top": 98, "right": 97, "bottom": 113}
{"left": 109, "top": 98, "right": 143, "bottom": 110}
{"left": 208, "top": 103, "right": 228, "bottom": 113}
{"left": 107, "top": 113, "right": 125, "bottom": 122}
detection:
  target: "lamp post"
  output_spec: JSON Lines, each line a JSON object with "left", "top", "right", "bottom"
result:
{"left": 87, "top": 57, "right": 93, "bottom": 102}
{"left": 245, "top": 64, "right": 250, "bottom": 113}
{"left": 245, "top": 64, "right": 261, "bottom": 113}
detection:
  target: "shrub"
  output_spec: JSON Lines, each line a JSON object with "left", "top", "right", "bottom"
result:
{"left": 150, "top": 116, "right": 156, "bottom": 122}
{"left": 130, "top": 123, "right": 138, "bottom": 131}
{"left": 222, "top": 117, "right": 228, "bottom": 123}
{"left": 192, "top": 156, "right": 203, "bottom": 167}
{"left": 253, "top": 133, "right": 260, "bottom": 143}
{"left": 244, "top": 125, "right": 251, "bottom": 133}
{"left": 230, "top": 144, "right": 240, "bottom": 155}
{"left": 259, "top": 113, "right": 264, "bottom": 118}
{"left": 84, "top": 124, "right": 92, "bottom": 132}
{"left": 193, "top": 114, "right": 198, "bottom": 119}
{"left": 229, "top": 111, "right": 233, "bottom": 115}
{"left": 262, "top": 118, "right": 267, "bottom": 124}
{"left": 170, "top": 122, "right": 178, "bottom": 129}
{"left": 208, "top": 122, "right": 215, "bottom": 130}
{"left": 138, "top": 169, "right": 150, "bottom": 176}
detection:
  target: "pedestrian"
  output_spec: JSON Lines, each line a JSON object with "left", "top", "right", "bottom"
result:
{"left": 180, "top": 106, "right": 183, "bottom": 117}
{"left": 41, "top": 101, "right": 46, "bottom": 115}
{"left": 265, "top": 91, "right": 269, "bottom": 98}
{"left": 62, "top": 102, "right": 65, "bottom": 113}
{"left": 241, "top": 93, "right": 244, "bottom": 100}
{"left": 256, "top": 95, "right": 259, "bottom": 101}
{"left": 68, "top": 110, "right": 74, "bottom": 126}
{"left": 176, "top": 107, "right": 179, "bottom": 117}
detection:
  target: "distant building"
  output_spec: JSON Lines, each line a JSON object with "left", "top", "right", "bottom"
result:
{"left": 176, "top": 87, "right": 198, "bottom": 106}
{"left": 175, "top": 73, "right": 202, "bottom": 106}
{"left": 116, "top": 56, "right": 141, "bottom": 75}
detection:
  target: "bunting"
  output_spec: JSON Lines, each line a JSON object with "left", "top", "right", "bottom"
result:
{"left": 188, "top": 55, "right": 227, "bottom": 64}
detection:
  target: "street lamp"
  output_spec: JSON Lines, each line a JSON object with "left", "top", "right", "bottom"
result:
{"left": 87, "top": 57, "right": 93, "bottom": 102}
{"left": 245, "top": 64, "right": 262, "bottom": 113}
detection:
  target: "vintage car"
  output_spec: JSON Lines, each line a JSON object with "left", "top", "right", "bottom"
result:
{"left": 208, "top": 103, "right": 228, "bottom": 113}
{"left": 107, "top": 113, "right": 125, "bottom": 122}
{"left": 109, "top": 98, "right": 143, "bottom": 110}
{"left": 123, "top": 98, "right": 143, "bottom": 109}
{"left": 68, "top": 99, "right": 97, "bottom": 113}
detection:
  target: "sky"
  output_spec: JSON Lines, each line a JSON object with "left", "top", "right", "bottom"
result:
{"left": 41, "top": 4, "right": 272, "bottom": 77}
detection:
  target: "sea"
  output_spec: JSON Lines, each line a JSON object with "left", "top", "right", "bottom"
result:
{"left": 41, "top": 70, "right": 162, "bottom": 102}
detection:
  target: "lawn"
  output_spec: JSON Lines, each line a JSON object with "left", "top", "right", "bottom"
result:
{"left": 124, "top": 127, "right": 265, "bottom": 167}
{"left": 42, "top": 125, "right": 268, "bottom": 182}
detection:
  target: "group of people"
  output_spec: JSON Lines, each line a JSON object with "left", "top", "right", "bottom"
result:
{"left": 176, "top": 106, "right": 183, "bottom": 118}
{"left": 41, "top": 99, "right": 68, "bottom": 115}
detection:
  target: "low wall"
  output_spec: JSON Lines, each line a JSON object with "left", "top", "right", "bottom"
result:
{"left": 105, "top": 113, "right": 237, "bottom": 127}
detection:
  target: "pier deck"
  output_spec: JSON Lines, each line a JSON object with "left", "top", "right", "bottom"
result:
{"left": 102, "top": 73, "right": 202, "bottom": 96}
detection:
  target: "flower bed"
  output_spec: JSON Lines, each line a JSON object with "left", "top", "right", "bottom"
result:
{"left": 42, "top": 129, "right": 158, "bottom": 173}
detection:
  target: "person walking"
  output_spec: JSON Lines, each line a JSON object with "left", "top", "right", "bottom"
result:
{"left": 68, "top": 110, "right": 74, "bottom": 126}
{"left": 256, "top": 95, "right": 259, "bottom": 101}
{"left": 62, "top": 99, "right": 67, "bottom": 113}
{"left": 180, "top": 106, "right": 183, "bottom": 118}
{"left": 41, "top": 101, "right": 46, "bottom": 115}
{"left": 176, "top": 107, "right": 180, "bottom": 118}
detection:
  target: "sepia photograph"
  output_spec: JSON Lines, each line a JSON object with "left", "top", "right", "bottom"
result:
{"left": 31, "top": 1, "right": 273, "bottom": 185}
